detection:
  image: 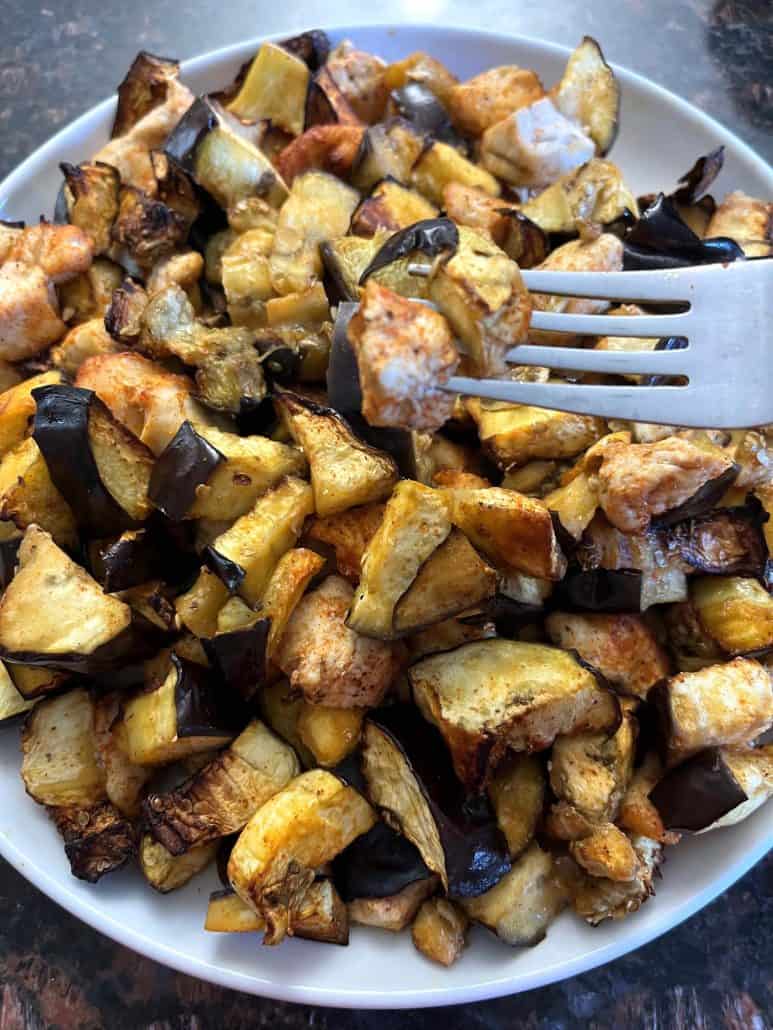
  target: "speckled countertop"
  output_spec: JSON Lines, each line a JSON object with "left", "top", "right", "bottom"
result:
{"left": 0, "top": 2, "right": 771, "bottom": 1027}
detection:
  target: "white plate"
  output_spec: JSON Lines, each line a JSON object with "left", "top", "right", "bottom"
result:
{"left": 0, "top": 22, "right": 771, "bottom": 1011}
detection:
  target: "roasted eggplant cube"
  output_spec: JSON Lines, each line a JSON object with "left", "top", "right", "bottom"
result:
{"left": 462, "top": 843, "right": 566, "bottom": 947}
{"left": 411, "top": 898, "right": 468, "bottom": 966}
{"left": 121, "top": 655, "right": 240, "bottom": 766}
{"left": 521, "top": 158, "right": 637, "bottom": 234}
{"left": 52, "top": 800, "right": 136, "bottom": 882}
{"left": 651, "top": 657, "right": 773, "bottom": 766}
{"left": 140, "top": 835, "right": 218, "bottom": 893}
{"left": 362, "top": 706, "right": 511, "bottom": 898}
{"left": 487, "top": 753, "right": 545, "bottom": 859}
{"left": 549, "top": 711, "right": 637, "bottom": 825}
{"left": 227, "top": 768, "right": 376, "bottom": 945}
{"left": 444, "top": 485, "right": 566, "bottom": 581}
{"left": 276, "top": 574, "right": 400, "bottom": 708}
{"left": 348, "top": 877, "right": 437, "bottom": 932}
{"left": 0, "top": 662, "right": 36, "bottom": 722}
{"left": 649, "top": 745, "right": 773, "bottom": 834}
{"left": 410, "top": 639, "right": 618, "bottom": 787}
{"left": 467, "top": 397, "right": 605, "bottom": 470}
{"left": 297, "top": 703, "right": 364, "bottom": 766}
{"left": 0, "top": 437, "right": 78, "bottom": 550}
{"left": 269, "top": 171, "right": 359, "bottom": 296}
{"left": 205, "top": 880, "right": 349, "bottom": 944}
{"left": 277, "top": 393, "right": 398, "bottom": 518}
{"left": 351, "top": 179, "right": 438, "bottom": 237}
{"left": 393, "top": 529, "right": 497, "bottom": 636}
{"left": 32, "top": 384, "right": 155, "bottom": 534}
{"left": 202, "top": 615, "right": 270, "bottom": 705}
{"left": 226, "top": 43, "right": 310, "bottom": 136}
{"left": 347, "top": 480, "right": 451, "bottom": 639}
{"left": 412, "top": 141, "right": 500, "bottom": 206}
{"left": 545, "top": 612, "right": 670, "bottom": 699}
{"left": 205, "top": 475, "right": 313, "bottom": 605}
{"left": 111, "top": 50, "right": 182, "bottom": 137}
{"left": 553, "top": 36, "right": 620, "bottom": 156}
{"left": 0, "top": 371, "right": 63, "bottom": 460}
{"left": 323, "top": 41, "right": 388, "bottom": 124}
{"left": 59, "top": 161, "right": 121, "bottom": 255}
{"left": 346, "top": 281, "right": 458, "bottom": 432}
{"left": 350, "top": 120, "right": 425, "bottom": 193}
{"left": 428, "top": 226, "right": 531, "bottom": 377}
{"left": 21, "top": 688, "right": 105, "bottom": 807}
{"left": 143, "top": 720, "right": 300, "bottom": 854}
{"left": 332, "top": 817, "right": 431, "bottom": 903}
{"left": 0, "top": 526, "right": 132, "bottom": 671}
{"left": 93, "top": 692, "right": 150, "bottom": 818}
{"left": 690, "top": 576, "right": 773, "bottom": 656}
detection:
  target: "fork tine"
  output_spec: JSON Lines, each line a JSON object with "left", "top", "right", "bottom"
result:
{"left": 444, "top": 377, "right": 727, "bottom": 426}
{"left": 504, "top": 344, "right": 689, "bottom": 375}
{"left": 520, "top": 268, "right": 692, "bottom": 302}
{"left": 529, "top": 309, "right": 688, "bottom": 337}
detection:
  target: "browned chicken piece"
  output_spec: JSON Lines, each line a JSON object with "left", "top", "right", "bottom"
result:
{"left": 570, "top": 823, "right": 640, "bottom": 882}
{"left": 325, "top": 41, "right": 388, "bottom": 123}
{"left": 448, "top": 65, "right": 544, "bottom": 136}
{"left": 145, "top": 250, "right": 204, "bottom": 297}
{"left": 276, "top": 125, "right": 365, "bottom": 184}
{"left": 442, "top": 183, "right": 513, "bottom": 246}
{"left": 705, "top": 190, "right": 772, "bottom": 258}
{"left": 6, "top": 223, "right": 94, "bottom": 284}
{"left": 531, "top": 233, "right": 623, "bottom": 346}
{"left": 75, "top": 351, "right": 210, "bottom": 455}
{"left": 596, "top": 436, "right": 736, "bottom": 533}
{"left": 51, "top": 319, "right": 120, "bottom": 377}
{"left": 93, "top": 78, "right": 194, "bottom": 194}
{"left": 347, "top": 281, "right": 459, "bottom": 432}
{"left": 304, "top": 503, "right": 385, "bottom": 583}
{"left": 0, "top": 262, "right": 65, "bottom": 361}
{"left": 275, "top": 574, "right": 401, "bottom": 708}
{"left": 545, "top": 612, "right": 670, "bottom": 699}
{"left": 616, "top": 752, "right": 681, "bottom": 845}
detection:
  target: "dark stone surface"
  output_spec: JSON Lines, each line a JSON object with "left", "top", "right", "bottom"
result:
{"left": 0, "top": 3, "right": 771, "bottom": 1026}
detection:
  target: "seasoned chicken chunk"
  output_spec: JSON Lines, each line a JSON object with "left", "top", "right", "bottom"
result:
{"left": 325, "top": 41, "right": 388, "bottom": 123}
{"left": 347, "top": 281, "right": 458, "bottom": 431}
{"left": 448, "top": 66, "right": 544, "bottom": 136}
{"left": 481, "top": 97, "right": 595, "bottom": 188}
{"left": 6, "top": 223, "right": 94, "bottom": 284}
{"left": 545, "top": 612, "right": 670, "bottom": 699}
{"left": 93, "top": 78, "right": 194, "bottom": 194}
{"left": 75, "top": 351, "right": 211, "bottom": 455}
{"left": 570, "top": 834, "right": 662, "bottom": 925}
{"left": 596, "top": 436, "right": 736, "bottom": 533}
{"left": 146, "top": 250, "right": 204, "bottom": 298}
{"left": 570, "top": 823, "right": 639, "bottom": 882}
{"left": 705, "top": 190, "right": 772, "bottom": 258}
{"left": 0, "top": 262, "right": 65, "bottom": 361}
{"left": 276, "top": 125, "right": 365, "bottom": 184}
{"left": 275, "top": 574, "right": 401, "bottom": 707}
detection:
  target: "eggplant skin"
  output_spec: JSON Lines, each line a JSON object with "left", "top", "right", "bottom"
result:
{"left": 332, "top": 819, "right": 431, "bottom": 902}
{"left": 32, "top": 384, "right": 134, "bottom": 536}
{"left": 648, "top": 748, "right": 747, "bottom": 833}
{"left": 667, "top": 507, "right": 767, "bottom": 576}
{"left": 202, "top": 618, "right": 270, "bottom": 704}
{"left": 279, "top": 30, "right": 331, "bottom": 71}
{"left": 363, "top": 706, "right": 511, "bottom": 899}
{"left": 623, "top": 194, "right": 744, "bottom": 271}
{"left": 172, "top": 653, "right": 246, "bottom": 739}
{"left": 111, "top": 51, "right": 180, "bottom": 137}
{"left": 51, "top": 801, "right": 137, "bottom": 882}
{"left": 358, "top": 218, "right": 459, "bottom": 285}
{"left": 149, "top": 421, "right": 225, "bottom": 522}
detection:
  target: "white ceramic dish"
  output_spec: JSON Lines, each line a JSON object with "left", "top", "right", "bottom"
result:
{"left": 0, "top": 22, "right": 771, "bottom": 1011}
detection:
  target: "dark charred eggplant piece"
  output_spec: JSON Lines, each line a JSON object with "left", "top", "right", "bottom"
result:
{"left": 51, "top": 801, "right": 136, "bottom": 882}
{"left": 639, "top": 336, "right": 688, "bottom": 388}
{"left": 204, "top": 546, "right": 245, "bottom": 593}
{"left": 321, "top": 242, "right": 358, "bottom": 305}
{"left": 91, "top": 520, "right": 197, "bottom": 593}
{"left": 623, "top": 194, "right": 744, "bottom": 270}
{"left": 0, "top": 662, "right": 35, "bottom": 721}
{"left": 279, "top": 30, "right": 331, "bottom": 71}
{"left": 32, "top": 384, "right": 135, "bottom": 536}
{"left": 557, "top": 568, "right": 643, "bottom": 613}
{"left": 332, "top": 819, "right": 431, "bottom": 902}
{"left": 653, "top": 464, "right": 739, "bottom": 528}
{"left": 111, "top": 186, "right": 189, "bottom": 270}
{"left": 668, "top": 507, "right": 767, "bottom": 577}
{"left": 104, "top": 276, "right": 148, "bottom": 345}
{"left": 149, "top": 421, "right": 225, "bottom": 522}
{"left": 305, "top": 69, "right": 361, "bottom": 128}
{"left": 202, "top": 616, "right": 270, "bottom": 704}
{"left": 358, "top": 218, "right": 459, "bottom": 284}
{"left": 151, "top": 151, "right": 201, "bottom": 229}
{"left": 164, "top": 96, "right": 217, "bottom": 174}
{"left": 362, "top": 705, "right": 511, "bottom": 898}
{"left": 112, "top": 51, "right": 181, "bottom": 137}
{"left": 649, "top": 747, "right": 747, "bottom": 832}
{"left": 672, "top": 146, "right": 725, "bottom": 205}
{"left": 0, "top": 536, "right": 20, "bottom": 592}
{"left": 390, "top": 83, "right": 465, "bottom": 149}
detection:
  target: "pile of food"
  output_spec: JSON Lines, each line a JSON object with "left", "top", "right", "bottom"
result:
{"left": 0, "top": 29, "right": 771, "bottom": 966}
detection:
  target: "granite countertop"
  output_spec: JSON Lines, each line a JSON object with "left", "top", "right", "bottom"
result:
{"left": 0, "top": 2, "right": 771, "bottom": 1027}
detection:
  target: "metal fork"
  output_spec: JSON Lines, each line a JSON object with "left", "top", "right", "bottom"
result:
{"left": 445, "top": 260, "right": 773, "bottom": 429}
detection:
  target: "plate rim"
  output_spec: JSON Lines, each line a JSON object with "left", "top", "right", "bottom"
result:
{"left": 0, "top": 20, "right": 771, "bottom": 1008}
